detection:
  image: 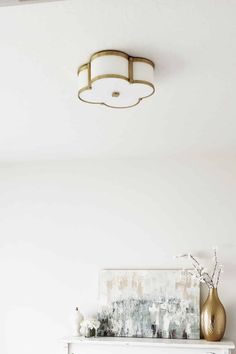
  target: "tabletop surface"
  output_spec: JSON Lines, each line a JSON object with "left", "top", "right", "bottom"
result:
{"left": 63, "top": 336, "right": 235, "bottom": 349}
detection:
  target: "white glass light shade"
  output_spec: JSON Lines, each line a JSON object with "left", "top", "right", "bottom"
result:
{"left": 77, "top": 50, "right": 155, "bottom": 108}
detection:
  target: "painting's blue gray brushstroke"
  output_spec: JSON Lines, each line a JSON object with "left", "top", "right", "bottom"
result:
{"left": 97, "top": 270, "right": 200, "bottom": 339}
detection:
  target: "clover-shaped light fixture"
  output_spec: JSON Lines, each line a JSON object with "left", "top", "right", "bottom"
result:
{"left": 77, "top": 50, "right": 155, "bottom": 109}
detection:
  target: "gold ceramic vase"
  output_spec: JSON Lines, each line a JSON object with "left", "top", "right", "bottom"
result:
{"left": 201, "top": 288, "right": 226, "bottom": 341}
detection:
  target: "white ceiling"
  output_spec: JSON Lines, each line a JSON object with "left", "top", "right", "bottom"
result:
{"left": 0, "top": 0, "right": 62, "bottom": 6}
{"left": 0, "top": 0, "right": 235, "bottom": 161}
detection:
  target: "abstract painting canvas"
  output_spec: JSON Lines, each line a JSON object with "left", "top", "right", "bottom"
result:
{"left": 98, "top": 270, "right": 200, "bottom": 339}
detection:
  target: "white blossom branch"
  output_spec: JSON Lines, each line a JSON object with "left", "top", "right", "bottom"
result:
{"left": 216, "top": 266, "right": 223, "bottom": 288}
{"left": 175, "top": 250, "right": 222, "bottom": 289}
{"left": 211, "top": 247, "right": 218, "bottom": 287}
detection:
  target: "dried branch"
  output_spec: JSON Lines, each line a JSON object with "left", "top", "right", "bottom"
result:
{"left": 175, "top": 249, "right": 223, "bottom": 289}
{"left": 216, "top": 267, "right": 222, "bottom": 288}
{"left": 211, "top": 248, "right": 218, "bottom": 287}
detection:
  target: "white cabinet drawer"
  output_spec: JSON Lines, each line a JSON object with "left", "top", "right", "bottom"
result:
{"left": 68, "top": 343, "right": 224, "bottom": 354}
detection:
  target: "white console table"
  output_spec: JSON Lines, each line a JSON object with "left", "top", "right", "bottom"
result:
{"left": 63, "top": 337, "right": 235, "bottom": 354}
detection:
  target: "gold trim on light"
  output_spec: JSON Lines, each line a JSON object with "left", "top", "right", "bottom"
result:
{"left": 91, "top": 74, "right": 129, "bottom": 84}
{"left": 132, "top": 79, "right": 154, "bottom": 89}
{"left": 132, "top": 57, "right": 155, "bottom": 68}
{"left": 88, "top": 62, "right": 92, "bottom": 89}
{"left": 77, "top": 63, "right": 89, "bottom": 75}
{"left": 129, "top": 57, "right": 134, "bottom": 83}
{"left": 78, "top": 85, "right": 91, "bottom": 95}
{"left": 77, "top": 49, "right": 155, "bottom": 108}
{"left": 112, "top": 91, "right": 120, "bottom": 98}
{"left": 90, "top": 50, "right": 129, "bottom": 61}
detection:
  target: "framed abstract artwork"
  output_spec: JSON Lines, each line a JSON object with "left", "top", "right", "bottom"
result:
{"left": 98, "top": 269, "right": 200, "bottom": 339}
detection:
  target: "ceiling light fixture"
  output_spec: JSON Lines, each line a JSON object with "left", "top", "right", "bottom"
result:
{"left": 77, "top": 50, "right": 155, "bottom": 109}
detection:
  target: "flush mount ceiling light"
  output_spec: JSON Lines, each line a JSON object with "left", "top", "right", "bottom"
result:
{"left": 77, "top": 50, "right": 155, "bottom": 109}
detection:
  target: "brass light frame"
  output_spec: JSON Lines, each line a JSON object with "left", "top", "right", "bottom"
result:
{"left": 77, "top": 50, "right": 155, "bottom": 109}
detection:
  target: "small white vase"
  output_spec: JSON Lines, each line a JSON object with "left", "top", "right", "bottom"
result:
{"left": 72, "top": 307, "right": 84, "bottom": 336}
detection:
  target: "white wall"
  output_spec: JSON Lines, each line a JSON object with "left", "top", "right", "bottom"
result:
{"left": 0, "top": 158, "right": 235, "bottom": 354}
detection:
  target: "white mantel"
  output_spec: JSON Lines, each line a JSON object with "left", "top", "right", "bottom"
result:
{"left": 63, "top": 337, "right": 235, "bottom": 354}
